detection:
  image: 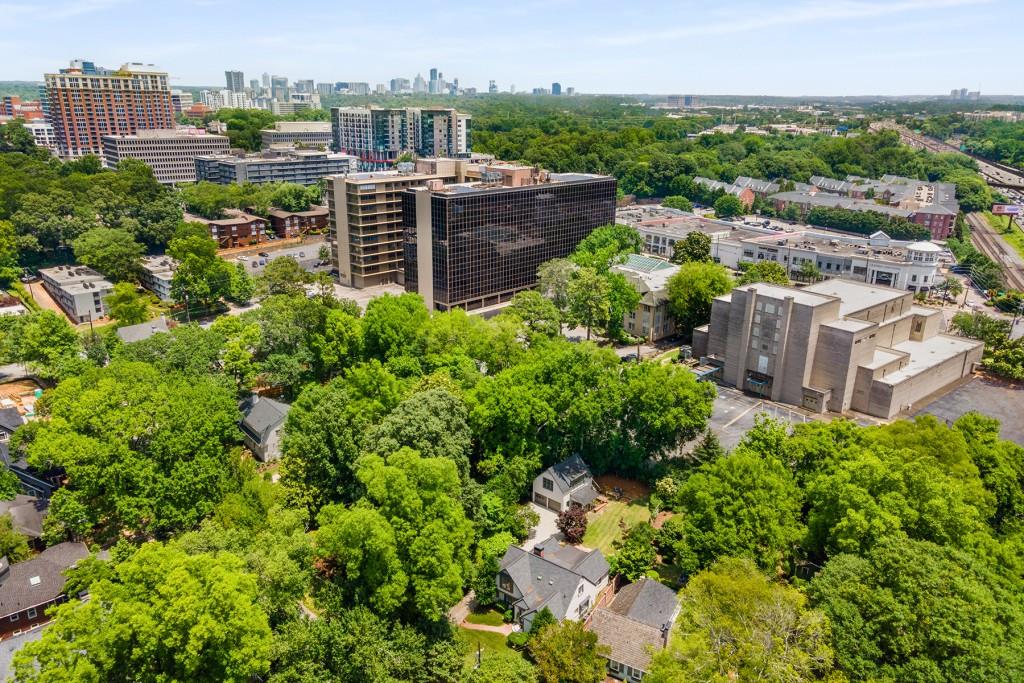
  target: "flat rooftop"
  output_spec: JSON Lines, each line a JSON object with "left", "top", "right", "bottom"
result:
{"left": 804, "top": 279, "right": 907, "bottom": 317}
{"left": 722, "top": 282, "right": 837, "bottom": 308}
{"left": 878, "top": 335, "right": 982, "bottom": 385}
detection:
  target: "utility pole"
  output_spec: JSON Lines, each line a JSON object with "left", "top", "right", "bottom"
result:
{"left": 184, "top": 293, "right": 191, "bottom": 323}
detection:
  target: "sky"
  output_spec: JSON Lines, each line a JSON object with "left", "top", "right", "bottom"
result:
{"left": 2, "top": 0, "right": 1022, "bottom": 96}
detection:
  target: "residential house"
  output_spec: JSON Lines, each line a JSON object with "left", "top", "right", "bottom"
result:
{"left": 239, "top": 395, "right": 290, "bottom": 462}
{"left": 0, "top": 444, "right": 57, "bottom": 500}
{"left": 532, "top": 455, "right": 601, "bottom": 513}
{"left": 0, "top": 496, "right": 47, "bottom": 546}
{"left": 0, "top": 409, "right": 22, "bottom": 445}
{"left": 0, "top": 542, "right": 89, "bottom": 639}
{"left": 693, "top": 176, "right": 755, "bottom": 209}
{"left": 611, "top": 254, "right": 680, "bottom": 342}
{"left": 588, "top": 577, "right": 681, "bottom": 681}
{"left": 496, "top": 536, "right": 609, "bottom": 630}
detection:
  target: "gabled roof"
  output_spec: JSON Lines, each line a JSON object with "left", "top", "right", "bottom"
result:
{"left": 0, "top": 496, "right": 47, "bottom": 539}
{"left": 606, "top": 577, "right": 679, "bottom": 629}
{"left": 540, "top": 455, "right": 593, "bottom": 495}
{"left": 239, "top": 395, "right": 290, "bottom": 446}
{"left": 0, "top": 542, "right": 88, "bottom": 617}
{"left": 589, "top": 608, "right": 665, "bottom": 672}
{"left": 499, "top": 536, "right": 609, "bottom": 621}
{"left": 0, "top": 409, "right": 23, "bottom": 435}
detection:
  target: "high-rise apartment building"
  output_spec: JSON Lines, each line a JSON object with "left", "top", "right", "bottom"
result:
{"left": 170, "top": 90, "right": 193, "bottom": 114}
{"left": 402, "top": 171, "right": 617, "bottom": 311}
{"left": 331, "top": 106, "right": 471, "bottom": 168}
{"left": 44, "top": 60, "right": 174, "bottom": 158}
{"left": 270, "top": 76, "right": 289, "bottom": 101}
{"left": 101, "top": 128, "right": 230, "bottom": 184}
{"left": 325, "top": 169, "right": 447, "bottom": 288}
{"left": 225, "top": 70, "right": 244, "bottom": 92}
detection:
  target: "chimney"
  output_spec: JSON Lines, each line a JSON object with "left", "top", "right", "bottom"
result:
{"left": 533, "top": 542, "right": 545, "bottom": 558}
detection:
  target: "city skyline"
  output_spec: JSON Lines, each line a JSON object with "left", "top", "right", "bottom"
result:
{"left": 2, "top": 0, "right": 1022, "bottom": 95}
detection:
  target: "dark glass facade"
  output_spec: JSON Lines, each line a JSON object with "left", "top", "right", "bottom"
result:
{"left": 402, "top": 176, "right": 617, "bottom": 311}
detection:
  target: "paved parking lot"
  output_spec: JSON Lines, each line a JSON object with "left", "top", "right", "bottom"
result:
{"left": 680, "top": 385, "right": 816, "bottom": 452}
{"left": 914, "top": 376, "right": 1024, "bottom": 446}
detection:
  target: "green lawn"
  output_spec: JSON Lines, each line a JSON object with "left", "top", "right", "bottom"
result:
{"left": 583, "top": 499, "right": 651, "bottom": 555}
{"left": 457, "top": 627, "right": 513, "bottom": 668}
{"left": 985, "top": 211, "right": 1024, "bottom": 260}
{"left": 465, "top": 607, "right": 505, "bottom": 627}
{"left": 656, "top": 348, "right": 680, "bottom": 364}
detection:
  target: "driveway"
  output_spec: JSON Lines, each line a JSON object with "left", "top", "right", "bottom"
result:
{"left": 522, "top": 502, "right": 560, "bottom": 551}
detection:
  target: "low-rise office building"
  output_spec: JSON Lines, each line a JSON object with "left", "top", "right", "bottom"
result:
{"left": 402, "top": 171, "right": 617, "bottom": 311}
{"left": 101, "top": 128, "right": 230, "bottom": 184}
{"left": 39, "top": 266, "right": 113, "bottom": 323}
{"left": 259, "top": 121, "right": 332, "bottom": 149}
{"left": 712, "top": 233, "right": 944, "bottom": 294}
{"left": 617, "top": 205, "right": 738, "bottom": 259}
{"left": 138, "top": 255, "right": 177, "bottom": 301}
{"left": 611, "top": 255, "right": 680, "bottom": 342}
{"left": 195, "top": 149, "right": 358, "bottom": 186}
{"left": 692, "top": 279, "right": 983, "bottom": 419}
{"left": 267, "top": 207, "right": 328, "bottom": 238}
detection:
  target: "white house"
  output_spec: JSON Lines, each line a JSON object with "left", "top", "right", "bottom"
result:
{"left": 532, "top": 454, "right": 601, "bottom": 513}
{"left": 497, "top": 535, "right": 609, "bottom": 630}
{"left": 239, "top": 395, "right": 290, "bottom": 462}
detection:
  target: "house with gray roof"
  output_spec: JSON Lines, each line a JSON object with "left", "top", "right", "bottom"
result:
{"left": 587, "top": 577, "right": 681, "bottom": 681}
{"left": 497, "top": 535, "right": 609, "bottom": 630}
{"left": 239, "top": 395, "right": 290, "bottom": 462}
{"left": 0, "top": 443, "right": 57, "bottom": 500}
{"left": 0, "top": 542, "right": 88, "bottom": 639}
{"left": 532, "top": 454, "right": 600, "bottom": 513}
{"left": 0, "top": 409, "right": 23, "bottom": 444}
{"left": 0, "top": 496, "right": 47, "bottom": 543}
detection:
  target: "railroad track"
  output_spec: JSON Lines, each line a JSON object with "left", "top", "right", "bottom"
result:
{"left": 967, "top": 213, "right": 1024, "bottom": 291}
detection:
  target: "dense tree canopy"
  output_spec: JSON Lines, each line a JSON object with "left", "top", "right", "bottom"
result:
{"left": 13, "top": 543, "right": 272, "bottom": 683}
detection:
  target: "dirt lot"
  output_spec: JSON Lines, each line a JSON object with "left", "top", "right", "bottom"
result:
{"left": 594, "top": 474, "right": 650, "bottom": 503}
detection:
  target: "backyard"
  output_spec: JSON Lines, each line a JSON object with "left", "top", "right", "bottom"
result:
{"left": 457, "top": 628, "right": 514, "bottom": 669}
{"left": 582, "top": 475, "right": 652, "bottom": 555}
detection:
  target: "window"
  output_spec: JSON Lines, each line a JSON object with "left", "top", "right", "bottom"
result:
{"left": 498, "top": 572, "right": 513, "bottom": 593}
{"left": 542, "top": 477, "right": 554, "bottom": 492}
{"left": 9, "top": 613, "right": 18, "bottom": 622}
{"left": 26, "top": 608, "right": 36, "bottom": 619}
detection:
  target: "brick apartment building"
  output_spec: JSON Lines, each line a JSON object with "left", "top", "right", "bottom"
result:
{"left": 268, "top": 207, "right": 329, "bottom": 238}
{"left": 44, "top": 60, "right": 174, "bottom": 158}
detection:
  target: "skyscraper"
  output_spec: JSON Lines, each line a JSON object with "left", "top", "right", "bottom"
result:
{"left": 413, "top": 74, "right": 427, "bottom": 94}
{"left": 225, "top": 70, "right": 244, "bottom": 92}
{"left": 390, "top": 77, "right": 411, "bottom": 93}
{"left": 45, "top": 60, "right": 174, "bottom": 158}
{"left": 551, "top": 82, "right": 562, "bottom": 96}
{"left": 429, "top": 68, "right": 438, "bottom": 81}
{"left": 271, "top": 76, "right": 289, "bottom": 101}
{"left": 488, "top": 80, "right": 498, "bottom": 94}
{"left": 262, "top": 72, "right": 270, "bottom": 88}
{"left": 249, "top": 79, "right": 260, "bottom": 91}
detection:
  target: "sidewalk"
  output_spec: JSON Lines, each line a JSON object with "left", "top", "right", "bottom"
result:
{"left": 460, "top": 621, "right": 515, "bottom": 635}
